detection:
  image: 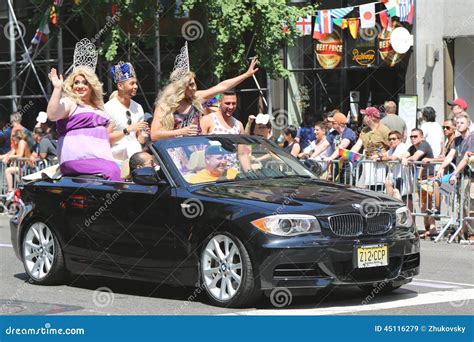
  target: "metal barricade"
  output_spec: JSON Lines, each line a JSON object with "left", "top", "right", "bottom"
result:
{"left": 2, "top": 157, "right": 58, "bottom": 193}
{"left": 301, "top": 157, "right": 468, "bottom": 243}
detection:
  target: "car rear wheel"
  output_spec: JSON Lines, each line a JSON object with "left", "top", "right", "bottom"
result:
{"left": 200, "top": 233, "right": 260, "bottom": 307}
{"left": 22, "top": 222, "right": 66, "bottom": 285}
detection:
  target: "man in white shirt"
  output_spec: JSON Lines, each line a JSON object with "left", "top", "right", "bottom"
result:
{"left": 105, "top": 62, "right": 148, "bottom": 165}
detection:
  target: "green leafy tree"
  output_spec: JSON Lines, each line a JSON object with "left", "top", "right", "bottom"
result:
{"left": 182, "top": 0, "right": 317, "bottom": 78}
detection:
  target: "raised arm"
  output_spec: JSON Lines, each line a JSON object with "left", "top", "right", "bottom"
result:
{"left": 196, "top": 58, "right": 259, "bottom": 101}
{"left": 47, "top": 68, "right": 71, "bottom": 121}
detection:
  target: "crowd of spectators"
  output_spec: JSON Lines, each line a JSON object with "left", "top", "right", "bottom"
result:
{"left": 1, "top": 56, "right": 472, "bottom": 240}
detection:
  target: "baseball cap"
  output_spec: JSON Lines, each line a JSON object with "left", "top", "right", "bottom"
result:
{"left": 255, "top": 113, "right": 271, "bottom": 125}
{"left": 327, "top": 112, "right": 347, "bottom": 125}
{"left": 447, "top": 98, "right": 468, "bottom": 110}
{"left": 360, "top": 107, "right": 380, "bottom": 119}
{"left": 36, "top": 111, "right": 47, "bottom": 124}
{"left": 205, "top": 145, "right": 229, "bottom": 156}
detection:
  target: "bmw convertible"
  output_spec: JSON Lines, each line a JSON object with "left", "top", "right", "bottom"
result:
{"left": 10, "top": 135, "right": 420, "bottom": 307}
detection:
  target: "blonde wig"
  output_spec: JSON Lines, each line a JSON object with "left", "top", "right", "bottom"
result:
{"left": 63, "top": 66, "right": 104, "bottom": 110}
{"left": 154, "top": 72, "right": 204, "bottom": 131}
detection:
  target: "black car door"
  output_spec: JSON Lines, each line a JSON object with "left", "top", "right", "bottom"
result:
{"left": 62, "top": 178, "right": 181, "bottom": 281}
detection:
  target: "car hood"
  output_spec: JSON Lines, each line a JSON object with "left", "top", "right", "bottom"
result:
{"left": 192, "top": 178, "right": 402, "bottom": 216}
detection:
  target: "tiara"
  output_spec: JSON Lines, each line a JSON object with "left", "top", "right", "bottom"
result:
{"left": 111, "top": 62, "right": 136, "bottom": 83}
{"left": 73, "top": 38, "right": 98, "bottom": 72}
{"left": 170, "top": 41, "right": 190, "bottom": 82}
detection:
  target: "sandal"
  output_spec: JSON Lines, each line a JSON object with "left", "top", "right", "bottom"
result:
{"left": 419, "top": 232, "right": 430, "bottom": 239}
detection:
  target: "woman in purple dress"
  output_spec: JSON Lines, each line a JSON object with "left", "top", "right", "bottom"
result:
{"left": 47, "top": 66, "right": 121, "bottom": 181}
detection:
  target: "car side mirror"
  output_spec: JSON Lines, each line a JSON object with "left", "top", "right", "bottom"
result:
{"left": 131, "top": 167, "right": 159, "bottom": 185}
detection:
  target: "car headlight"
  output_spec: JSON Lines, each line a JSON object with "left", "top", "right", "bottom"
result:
{"left": 251, "top": 214, "right": 321, "bottom": 236}
{"left": 395, "top": 206, "right": 413, "bottom": 228}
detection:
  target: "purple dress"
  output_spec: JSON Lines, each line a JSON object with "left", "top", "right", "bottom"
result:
{"left": 56, "top": 104, "right": 121, "bottom": 181}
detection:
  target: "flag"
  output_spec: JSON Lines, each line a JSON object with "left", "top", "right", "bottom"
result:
{"left": 331, "top": 6, "right": 354, "bottom": 19}
{"left": 318, "top": 10, "right": 333, "bottom": 34}
{"left": 407, "top": 1, "right": 415, "bottom": 24}
{"left": 50, "top": 5, "right": 57, "bottom": 26}
{"left": 312, "top": 16, "right": 325, "bottom": 40}
{"left": 360, "top": 3, "right": 375, "bottom": 29}
{"left": 31, "top": 11, "right": 50, "bottom": 45}
{"left": 379, "top": 10, "right": 389, "bottom": 29}
{"left": 338, "top": 148, "right": 364, "bottom": 163}
{"left": 384, "top": 0, "right": 400, "bottom": 16}
{"left": 399, "top": 0, "right": 413, "bottom": 22}
{"left": 416, "top": 166, "right": 423, "bottom": 180}
{"left": 296, "top": 15, "right": 312, "bottom": 36}
{"left": 347, "top": 18, "right": 359, "bottom": 39}
{"left": 333, "top": 18, "right": 348, "bottom": 29}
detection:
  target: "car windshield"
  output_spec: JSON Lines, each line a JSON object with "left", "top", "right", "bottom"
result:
{"left": 160, "top": 136, "right": 316, "bottom": 185}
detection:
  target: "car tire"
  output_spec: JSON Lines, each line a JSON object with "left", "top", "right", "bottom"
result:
{"left": 22, "top": 222, "right": 66, "bottom": 285}
{"left": 200, "top": 232, "right": 260, "bottom": 308}
{"left": 358, "top": 282, "right": 402, "bottom": 295}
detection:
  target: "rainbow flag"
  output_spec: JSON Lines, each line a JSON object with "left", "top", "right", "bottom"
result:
{"left": 416, "top": 166, "right": 423, "bottom": 180}
{"left": 338, "top": 148, "right": 364, "bottom": 163}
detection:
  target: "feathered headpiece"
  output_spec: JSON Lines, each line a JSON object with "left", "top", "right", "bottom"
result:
{"left": 73, "top": 38, "right": 98, "bottom": 72}
{"left": 170, "top": 42, "right": 190, "bottom": 82}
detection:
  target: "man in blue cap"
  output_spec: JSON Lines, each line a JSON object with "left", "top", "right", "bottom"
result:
{"left": 189, "top": 145, "right": 238, "bottom": 184}
{"left": 106, "top": 61, "right": 148, "bottom": 165}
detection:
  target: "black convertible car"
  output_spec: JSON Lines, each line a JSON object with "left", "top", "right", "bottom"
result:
{"left": 10, "top": 135, "right": 420, "bottom": 307}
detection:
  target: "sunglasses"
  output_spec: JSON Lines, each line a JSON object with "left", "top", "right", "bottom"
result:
{"left": 409, "top": 135, "right": 419, "bottom": 139}
{"left": 442, "top": 126, "right": 454, "bottom": 130}
{"left": 73, "top": 80, "right": 89, "bottom": 86}
{"left": 388, "top": 137, "right": 399, "bottom": 141}
{"left": 126, "top": 110, "right": 132, "bottom": 125}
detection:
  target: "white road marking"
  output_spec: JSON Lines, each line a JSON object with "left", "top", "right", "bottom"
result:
{"left": 0, "top": 244, "right": 13, "bottom": 248}
{"left": 230, "top": 288, "right": 474, "bottom": 316}
{"left": 410, "top": 280, "right": 461, "bottom": 289}
{"left": 413, "top": 278, "right": 474, "bottom": 287}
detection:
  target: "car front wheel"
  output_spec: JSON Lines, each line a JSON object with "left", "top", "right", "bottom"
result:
{"left": 22, "top": 222, "right": 66, "bottom": 285}
{"left": 200, "top": 232, "right": 260, "bottom": 307}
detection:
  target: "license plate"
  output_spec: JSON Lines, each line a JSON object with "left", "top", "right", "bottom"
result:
{"left": 356, "top": 244, "right": 388, "bottom": 268}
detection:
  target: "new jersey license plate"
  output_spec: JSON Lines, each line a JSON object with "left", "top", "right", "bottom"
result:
{"left": 356, "top": 244, "right": 388, "bottom": 268}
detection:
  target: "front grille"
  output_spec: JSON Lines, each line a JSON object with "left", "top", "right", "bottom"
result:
{"left": 328, "top": 214, "right": 364, "bottom": 237}
{"left": 367, "top": 213, "right": 393, "bottom": 235}
{"left": 328, "top": 213, "right": 393, "bottom": 237}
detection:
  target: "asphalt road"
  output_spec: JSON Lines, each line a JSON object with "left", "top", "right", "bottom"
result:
{"left": 1, "top": 215, "right": 473, "bottom": 316}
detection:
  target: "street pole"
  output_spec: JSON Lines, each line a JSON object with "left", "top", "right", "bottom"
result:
{"left": 8, "top": 2, "right": 17, "bottom": 112}
{"left": 154, "top": 1, "right": 162, "bottom": 95}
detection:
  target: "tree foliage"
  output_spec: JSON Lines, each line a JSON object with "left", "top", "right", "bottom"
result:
{"left": 32, "top": 0, "right": 317, "bottom": 79}
{"left": 182, "top": 0, "right": 317, "bottom": 78}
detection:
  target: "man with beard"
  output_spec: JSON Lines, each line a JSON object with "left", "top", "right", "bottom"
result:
{"left": 106, "top": 62, "right": 148, "bottom": 165}
{"left": 200, "top": 90, "right": 244, "bottom": 135}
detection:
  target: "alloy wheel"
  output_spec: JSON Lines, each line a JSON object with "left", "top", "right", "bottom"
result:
{"left": 201, "top": 234, "right": 243, "bottom": 302}
{"left": 23, "top": 222, "right": 55, "bottom": 280}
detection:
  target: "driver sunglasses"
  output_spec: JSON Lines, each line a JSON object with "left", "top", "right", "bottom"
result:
{"left": 126, "top": 110, "right": 132, "bottom": 125}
